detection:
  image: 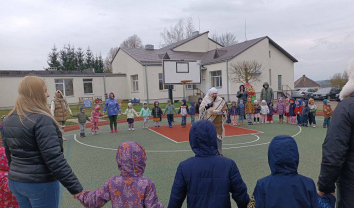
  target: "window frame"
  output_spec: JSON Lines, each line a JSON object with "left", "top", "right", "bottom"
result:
{"left": 278, "top": 75, "right": 282, "bottom": 91}
{"left": 83, "top": 78, "right": 94, "bottom": 94}
{"left": 54, "top": 79, "right": 74, "bottom": 97}
{"left": 210, "top": 70, "right": 222, "bottom": 88}
{"left": 131, "top": 75, "right": 139, "bottom": 92}
{"left": 158, "top": 73, "right": 174, "bottom": 91}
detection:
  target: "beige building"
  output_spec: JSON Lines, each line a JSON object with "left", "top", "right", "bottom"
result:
{"left": 0, "top": 70, "right": 126, "bottom": 109}
{"left": 112, "top": 31, "right": 298, "bottom": 103}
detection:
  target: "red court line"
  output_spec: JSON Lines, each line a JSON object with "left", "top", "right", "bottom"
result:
{"left": 148, "top": 124, "right": 261, "bottom": 143}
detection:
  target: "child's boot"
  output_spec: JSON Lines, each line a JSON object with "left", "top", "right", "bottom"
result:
{"left": 80, "top": 133, "right": 84, "bottom": 138}
{"left": 83, "top": 133, "right": 86, "bottom": 137}
{"left": 115, "top": 128, "right": 118, "bottom": 133}
{"left": 110, "top": 129, "right": 113, "bottom": 133}
{"left": 242, "top": 122, "right": 245, "bottom": 125}
{"left": 238, "top": 122, "right": 241, "bottom": 125}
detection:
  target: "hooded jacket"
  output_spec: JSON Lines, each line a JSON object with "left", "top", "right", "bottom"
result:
{"left": 229, "top": 103, "right": 238, "bottom": 115}
{"left": 276, "top": 98, "right": 286, "bottom": 115}
{"left": 245, "top": 99, "right": 255, "bottom": 114}
{"left": 77, "top": 142, "right": 164, "bottom": 208}
{"left": 322, "top": 100, "right": 333, "bottom": 118}
{"left": 178, "top": 99, "right": 190, "bottom": 116}
{"left": 267, "top": 102, "right": 276, "bottom": 116}
{"left": 152, "top": 101, "right": 163, "bottom": 120}
{"left": 295, "top": 99, "right": 303, "bottom": 115}
{"left": 250, "top": 136, "right": 335, "bottom": 208}
{"left": 0, "top": 147, "right": 19, "bottom": 208}
{"left": 195, "top": 98, "right": 203, "bottom": 114}
{"left": 289, "top": 100, "right": 296, "bottom": 116}
{"left": 238, "top": 101, "right": 245, "bottom": 116}
{"left": 51, "top": 90, "right": 72, "bottom": 122}
{"left": 168, "top": 120, "right": 250, "bottom": 208}
{"left": 302, "top": 100, "right": 310, "bottom": 117}
{"left": 260, "top": 82, "right": 274, "bottom": 102}
{"left": 260, "top": 101, "right": 270, "bottom": 115}
{"left": 189, "top": 100, "right": 196, "bottom": 115}
{"left": 236, "top": 85, "right": 248, "bottom": 103}
{"left": 103, "top": 92, "right": 121, "bottom": 116}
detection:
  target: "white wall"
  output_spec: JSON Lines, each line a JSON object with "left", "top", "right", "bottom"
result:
{"left": 0, "top": 76, "right": 126, "bottom": 109}
{"left": 174, "top": 33, "right": 222, "bottom": 53}
{"left": 202, "top": 38, "right": 295, "bottom": 102}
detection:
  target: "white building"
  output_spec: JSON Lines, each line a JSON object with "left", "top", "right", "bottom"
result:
{"left": 112, "top": 31, "right": 298, "bottom": 103}
{"left": 0, "top": 31, "right": 298, "bottom": 109}
{"left": 0, "top": 70, "right": 126, "bottom": 109}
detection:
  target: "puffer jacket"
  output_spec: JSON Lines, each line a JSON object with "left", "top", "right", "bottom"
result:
{"left": 249, "top": 135, "right": 336, "bottom": 208}
{"left": 289, "top": 103, "right": 296, "bottom": 116}
{"left": 254, "top": 104, "right": 261, "bottom": 114}
{"left": 168, "top": 120, "right": 250, "bottom": 208}
{"left": 260, "top": 105, "right": 269, "bottom": 115}
{"left": 152, "top": 102, "right": 163, "bottom": 121}
{"left": 189, "top": 101, "right": 196, "bottom": 115}
{"left": 260, "top": 82, "right": 274, "bottom": 102}
{"left": 302, "top": 100, "right": 310, "bottom": 117}
{"left": 276, "top": 101, "right": 286, "bottom": 115}
{"left": 103, "top": 93, "right": 121, "bottom": 116}
{"left": 267, "top": 102, "right": 276, "bottom": 116}
{"left": 3, "top": 111, "right": 83, "bottom": 195}
{"left": 318, "top": 93, "right": 354, "bottom": 207}
{"left": 77, "top": 142, "right": 164, "bottom": 208}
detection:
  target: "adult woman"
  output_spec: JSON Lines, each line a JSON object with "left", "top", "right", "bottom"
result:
{"left": 103, "top": 92, "right": 121, "bottom": 133}
{"left": 318, "top": 59, "right": 354, "bottom": 207}
{"left": 3, "top": 76, "right": 82, "bottom": 207}
{"left": 51, "top": 90, "right": 73, "bottom": 141}
{"left": 199, "top": 87, "right": 228, "bottom": 155}
{"left": 236, "top": 84, "right": 248, "bottom": 104}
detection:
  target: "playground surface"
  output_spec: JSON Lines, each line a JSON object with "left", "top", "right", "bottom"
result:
{"left": 60, "top": 116, "right": 328, "bottom": 208}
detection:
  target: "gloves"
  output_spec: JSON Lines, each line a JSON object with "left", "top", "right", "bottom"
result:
{"left": 205, "top": 102, "right": 214, "bottom": 110}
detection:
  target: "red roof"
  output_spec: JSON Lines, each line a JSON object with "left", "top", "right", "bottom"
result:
{"left": 294, "top": 75, "right": 320, "bottom": 88}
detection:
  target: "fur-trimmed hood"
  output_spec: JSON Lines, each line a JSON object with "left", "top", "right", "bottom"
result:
{"left": 340, "top": 58, "right": 354, "bottom": 100}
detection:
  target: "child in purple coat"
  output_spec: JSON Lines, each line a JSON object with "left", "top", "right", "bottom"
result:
{"left": 276, "top": 97, "right": 286, "bottom": 123}
{"left": 75, "top": 142, "right": 164, "bottom": 208}
{"left": 267, "top": 101, "right": 276, "bottom": 124}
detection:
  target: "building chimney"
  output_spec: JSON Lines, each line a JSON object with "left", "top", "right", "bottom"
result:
{"left": 145, "top": 44, "right": 154, "bottom": 50}
{"left": 192, "top": 31, "right": 199, "bottom": 36}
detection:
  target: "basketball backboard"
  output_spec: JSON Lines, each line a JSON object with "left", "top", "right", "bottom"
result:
{"left": 163, "top": 60, "right": 201, "bottom": 85}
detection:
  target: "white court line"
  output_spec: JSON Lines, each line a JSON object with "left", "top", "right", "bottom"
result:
{"left": 223, "top": 134, "right": 260, "bottom": 145}
{"left": 72, "top": 126, "right": 302, "bottom": 153}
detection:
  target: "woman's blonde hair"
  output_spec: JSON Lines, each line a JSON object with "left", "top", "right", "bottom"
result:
{"left": 8, "top": 76, "right": 60, "bottom": 128}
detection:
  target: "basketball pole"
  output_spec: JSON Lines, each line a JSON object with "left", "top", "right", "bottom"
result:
{"left": 168, "top": 85, "right": 173, "bottom": 103}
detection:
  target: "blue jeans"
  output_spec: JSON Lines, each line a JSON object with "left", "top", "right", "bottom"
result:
{"left": 79, "top": 123, "right": 85, "bottom": 134}
{"left": 324, "top": 117, "right": 331, "bottom": 127}
{"left": 181, "top": 116, "right": 187, "bottom": 126}
{"left": 167, "top": 114, "right": 174, "bottom": 126}
{"left": 309, "top": 113, "right": 316, "bottom": 125}
{"left": 239, "top": 115, "right": 244, "bottom": 122}
{"left": 9, "top": 180, "right": 60, "bottom": 208}
{"left": 297, "top": 115, "right": 302, "bottom": 125}
{"left": 190, "top": 115, "right": 195, "bottom": 125}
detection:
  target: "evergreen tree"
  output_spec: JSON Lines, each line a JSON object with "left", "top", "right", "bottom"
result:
{"left": 76, "top": 47, "right": 85, "bottom": 71}
{"left": 85, "top": 47, "right": 94, "bottom": 69}
{"left": 47, "top": 45, "right": 61, "bottom": 69}
{"left": 67, "top": 45, "right": 77, "bottom": 70}
{"left": 59, "top": 45, "right": 69, "bottom": 71}
{"left": 95, "top": 53, "right": 104, "bottom": 73}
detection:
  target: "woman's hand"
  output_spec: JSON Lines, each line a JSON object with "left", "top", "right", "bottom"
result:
{"left": 73, "top": 192, "right": 81, "bottom": 199}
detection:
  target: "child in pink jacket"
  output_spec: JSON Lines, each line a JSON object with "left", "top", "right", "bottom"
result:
{"left": 0, "top": 147, "right": 19, "bottom": 208}
{"left": 75, "top": 142, "right": 164, "bottom": 208}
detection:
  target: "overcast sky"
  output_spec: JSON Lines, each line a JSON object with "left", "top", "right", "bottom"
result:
{"left": 1, "top": 0, "right": 353, "bottom": 80}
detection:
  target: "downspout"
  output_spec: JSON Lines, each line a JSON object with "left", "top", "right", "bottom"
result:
{"left": 103, "top": 75, "right": 107, "bottom": 95}
{"left": 144, "top": 65, "right": 149, "bottom": 104}
{"left": 226, "top": 60, "right": 230, "bottom": 101}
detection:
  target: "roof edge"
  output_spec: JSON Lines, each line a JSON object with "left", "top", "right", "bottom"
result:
{"left": 267, "top": 36, "right": 298, "bottom": 62}
{"left": 171, "top": 31, "right": 210, "bottom": 50}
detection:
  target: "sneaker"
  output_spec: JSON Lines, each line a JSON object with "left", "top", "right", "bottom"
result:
{"left": 96, "top": 132, "right": 99, "bottom": 135}
{"left": 242, "top": 122, "right": 245, "bottom": 125}
{"left": 111, "top": 129, "right": 113, "bottom": 133}
{"left": 158, "top": 125, "right": 160, "bottom": 128}
{"left": 271, "top": 121, "right": 273, "bottom": 124}
{"left": 155, "top": 126, "right": 157, "bottom": 128}
{"left": 92, "top": 132, "right": 95, "bottom": 135}
{"left": 313, "top": 125, "right": 316, "bottom": 128}
{"left": 132, "top": 128, "right": 135, "bottom": 131}
{"left": 257, "top": 122, "right": 260, "bottom": 124}
{"left": 115, "top": 129, "right": 118, "bottom": 133}
{"left": 128, "top": 128, "right": 131, "bottom": 131}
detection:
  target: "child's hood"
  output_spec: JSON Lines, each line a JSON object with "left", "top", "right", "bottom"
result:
{"left": 323, "top": 99, "right": 328, "bottom": 105}
{"left": 268, "top": 135, "right": 299, "bottom": 175}
{"left": 267, "top": 101, "right": 273, "bottom": 106}
{"left": 190, "top": 100, "right": 195, "bottom": 106}
{"left": 181, "top": 99, "right": 187, "bottom": 105}
{"left": 189, "top": 120, "right": 218, "bottom": 156}
{"left": 117, "top": 142, "right": 146, "bottom": 177}
{"left": 303, "top": 100, "right": 309, "bottom": 107}
{"left": 0, "top": 147, "right": 9, "bottom": 171}
{"left": 296, "top": 99, "right": 303, "bottom": 107}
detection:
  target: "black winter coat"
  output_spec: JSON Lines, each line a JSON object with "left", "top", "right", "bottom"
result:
{"left": 3, "top": 111, "right": 83, "bottom": 195}
{"left": 318, "top": 93, "right": 354, "bottom": 208}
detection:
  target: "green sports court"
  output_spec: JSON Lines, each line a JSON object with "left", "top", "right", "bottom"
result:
{"left": 60, "top": 116, "right": 328, "bottom": 208}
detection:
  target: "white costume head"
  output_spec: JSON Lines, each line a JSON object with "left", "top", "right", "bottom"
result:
{"left": 339, "top": 58, "right": 354, "bottom": 100}
{"left": 207, "top": 87, "right": 218, "bottom": 97}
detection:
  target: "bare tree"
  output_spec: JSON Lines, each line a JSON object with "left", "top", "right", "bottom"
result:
{"left": 120, "top": 34, "right": 143, "bottom": 49}
{"left": 160, "top": 17, "right": 196, "bottom": 46}
{"left": 104, "top": 47, "right": 119, "bottom": 73}
{"left": 212, "top": 32, "right": 238, "bottom": 46}
{"left": 329, "top": 71, "right": 348, "bottom": 89}
{"left": 229, "top": 60, "right": 264, "bottom": 84}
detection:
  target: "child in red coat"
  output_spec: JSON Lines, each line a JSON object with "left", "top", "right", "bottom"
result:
{"left": 294, "top": 99, "right": 303, "bottom": 126}
{"left": 0, "top": 147, "right": 19, "bottom": 208}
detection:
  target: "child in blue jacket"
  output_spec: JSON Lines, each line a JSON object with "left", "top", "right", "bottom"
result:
{"left": 302, "top": 100, "right": 310, "bottom": 127}
{"left": 189, "top": 100, "right": 196, "bottom": 126}
{"left": 248, "top": 135, "right": 335, "bottom": 208}
{"left": 168, "top": 120, "right": 250, "bottom": 208}
{"left": 238, "top": 100, "right": 245, "bottom": 125}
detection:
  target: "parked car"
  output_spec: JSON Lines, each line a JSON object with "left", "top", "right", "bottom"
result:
{"left": 292, "top": 88, "right": 315, "bottom": 100}
{"left": 312, "top": 87, "right": 341, "bottom": 100}
{"left": 335, "top": 93, "right": 340, "bottom": 102}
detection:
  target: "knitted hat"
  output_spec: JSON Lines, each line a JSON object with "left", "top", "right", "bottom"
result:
{"left": 323, "top": 99, "right": 328, "bottom": 105}
{"left": 254, "top": 100, "right": 258, "bottom": 104}
{"left": 80, "top": 106, "right": 85, "bottom": 112}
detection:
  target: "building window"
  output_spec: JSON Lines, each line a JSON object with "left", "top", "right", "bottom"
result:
{"left": 269, "top": 51, "right": 271, "bottom": 58}
{"left": 83, "top": 79, "right": 93, "bottom": 94}
{"left": 186, "top": 84, "right": 193, "bottom": 90}
{"left": 269, "top": 69, "right": 272, "bottom": 86}
{"left": 55, "top": 79, "right": 74, "bottom": 96}
{"left": 131, "top": 75, "right": 139, "bottom": 92}
{"left": 278, "top": 75, "right": 282, "bottom": 91}
{"left": 158, "top": 73, "right": 174, "bottom": 90}
{"left": 211, "top": 71, "right": 222, "bottom": 88}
